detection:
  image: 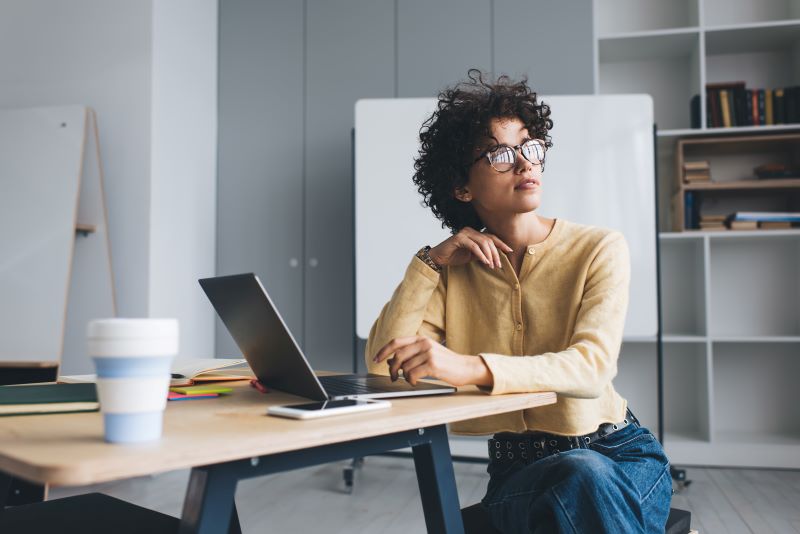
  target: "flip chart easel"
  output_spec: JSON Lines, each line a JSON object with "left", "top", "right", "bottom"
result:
{"left": 0, "top": 106, "right": 116, "bottom": 377}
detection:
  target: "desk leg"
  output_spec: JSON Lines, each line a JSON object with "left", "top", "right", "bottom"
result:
{"left": 412, "top": 425, "right": 465, "bottom": 534}
{"left": 179, "top": 465, "right": 241, "bottom": 534}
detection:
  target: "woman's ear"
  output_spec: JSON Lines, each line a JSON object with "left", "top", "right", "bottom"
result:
{"left": 454, "top": 187, "right": 472, "bottom": 203}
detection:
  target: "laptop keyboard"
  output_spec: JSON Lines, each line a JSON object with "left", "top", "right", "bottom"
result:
{"left": 318, "top": 375, "right": 395, "bottom": 396}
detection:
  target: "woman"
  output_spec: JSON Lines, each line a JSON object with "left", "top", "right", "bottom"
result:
{"left": 365, "top": 70, "right": 672, "bottom": 533}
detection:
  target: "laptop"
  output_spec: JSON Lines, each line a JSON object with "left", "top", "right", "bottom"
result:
{"left": 199, "top": 273, "right": 456, "bottom": 401}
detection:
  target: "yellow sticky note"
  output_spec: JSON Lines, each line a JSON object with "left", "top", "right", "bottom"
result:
{"left": 170, "top": 385, "right": 233, "bottom": 395}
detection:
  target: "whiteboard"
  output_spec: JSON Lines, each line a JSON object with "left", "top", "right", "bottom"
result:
{"left": 355, "top": 95, "right": 657, "bottom": 340}
{"left": 0, "top": 106, "right": 84, "bottom": 361}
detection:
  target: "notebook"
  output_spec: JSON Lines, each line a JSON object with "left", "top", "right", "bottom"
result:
{"left": 0, "top": 383, "right": 99, "bottom": 416}
{"left": 59, "top": 358, "right": 254, "bottom": 387}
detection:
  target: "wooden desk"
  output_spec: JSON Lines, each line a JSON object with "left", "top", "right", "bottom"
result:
{"left": 0, "top": 380, "right": 556, "bottom": 533}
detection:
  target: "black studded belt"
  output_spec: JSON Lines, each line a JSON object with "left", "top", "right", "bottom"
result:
{"left": 488, "top": 408, "right": 640, "bottom": 464}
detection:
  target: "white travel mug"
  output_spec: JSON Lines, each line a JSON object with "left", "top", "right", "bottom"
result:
{"left": 87, "top": 318, "right": 179, "bottom": 443}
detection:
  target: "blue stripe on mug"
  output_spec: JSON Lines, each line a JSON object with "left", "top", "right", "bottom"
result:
{"left": 103, "top": 412, "right": 164, "bottom": 443}
{"left": 93, "top": 356, "right": 172, "bottom": 378}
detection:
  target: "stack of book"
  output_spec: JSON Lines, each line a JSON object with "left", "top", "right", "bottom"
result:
{"left": 683, "top": 161, "right": 710, "bottom": 183}
{"left": 725, "top": 211, "right": 800, "bottom": 230}
{"left": 698, "top": 82, "right": 800, "bottom": 128}
{"left": 699, "top": 214, "right": 726, "bottom": 231}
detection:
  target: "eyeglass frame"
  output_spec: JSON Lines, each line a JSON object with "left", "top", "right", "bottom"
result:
{"left": 472, "top": 138, "right": 547, "bottom": 173}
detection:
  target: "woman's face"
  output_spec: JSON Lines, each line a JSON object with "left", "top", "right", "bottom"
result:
{"left": 458, "top": 117, "right": 544, "bottom": 219}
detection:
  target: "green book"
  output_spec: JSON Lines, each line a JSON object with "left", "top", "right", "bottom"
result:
{"left": 0, "top": 383, "right": 99, "bottom": 416}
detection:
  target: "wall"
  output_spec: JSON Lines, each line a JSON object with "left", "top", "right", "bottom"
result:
{"left": 218, "top": 0, "right": 595, "bottom": 372}
{"left": 0, "top": 0, "right": 218, "bottom": 370}
{"left": 0, "top": 0, "right": 153, "bottom": 322}
{"left": 149, "top": 0, "right": 218, "bottom": 362}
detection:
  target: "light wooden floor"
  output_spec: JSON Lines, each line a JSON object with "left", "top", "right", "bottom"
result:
{"left": 49, "top": 458, "right": 800, "bottom": 533}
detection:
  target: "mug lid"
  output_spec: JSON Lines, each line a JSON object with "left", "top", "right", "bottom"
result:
{"left": 88, "top": 318, "right": 179, "bottom": 340}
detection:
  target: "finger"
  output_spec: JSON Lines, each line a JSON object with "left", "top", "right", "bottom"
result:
{"left": 373, "top": 336, "right": 418, "bottom": 363}
{"left": 400, "top": 354, "right": 431, "bottom": 385}
{"left": 486, "top": 233, "right": 514, "bottom": 253}
{"left": 487, "top": 239, "right": 502, "bottom": 269}
{"left": 389, "top": 339, "right": 428, "bottom": 379}
{"left": 476, "top": 237, "right": 495, "bottom": 269}
{"left": 458, "top": 235, "right": 491, "bottom": 265}
{"left": 405, "top": 365, "right": 433, "bottom": 387}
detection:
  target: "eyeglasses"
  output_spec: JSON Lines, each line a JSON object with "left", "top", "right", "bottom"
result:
{"left": 474, "top": 138, "right": 546, "bottom": 173}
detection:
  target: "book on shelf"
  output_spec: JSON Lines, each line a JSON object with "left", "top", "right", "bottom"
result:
{"left": 682, "top": 161, "right": 710, "bottom": 183}
{"left": 705, "top": 83, "right": 800, "bottom": 127}
{"left": 700, "top": 222, "right": 726, "bottom": 231}
{"left": 59, "top": 358, "right": 254, "bottom": 387}
{"left": 775, "top": 89, "right": 785, "bottom": 124}
{"left": 759, "top": 221, "right": 793, "bottom": 229}
{"left": 0, "top": 383, "right": 98, "bottom": 416}
{"left": 683, "top": 161, "right": 709, "bottom": 171}
{"left": 720, "top": 89, "right": 732, "bottom": 127}
{"left": 728, "top": 220, "right": 759, "bottom": 230}
{"left": 699, "top": 214, "right": 726, "bottom": 231}
{"left": 690, "top": 94, "right": 701, "bottom": 129}
{"left": 727, "top": 211, "right": 800, "bottom": 223}
{"left": 765, "top": 89, "right": 774, "bottom": 125}
{"left": 683, "top": 192, "right": 701, "bottom": 230}
{"left": 753, "top": 163, "right": 798, "bottom": 180}
{"left": 684, "top": 172, "right": 710, "bottom": 183}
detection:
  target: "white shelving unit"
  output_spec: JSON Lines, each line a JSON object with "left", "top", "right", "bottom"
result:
{"left": 594, "top": 0, "right": 800, "bottom": 136}
{"left": 618, "top": 230, "right": 800, "bottom": 468}
{"left": 594, "top": 0, "right": 800, "bottom": 468}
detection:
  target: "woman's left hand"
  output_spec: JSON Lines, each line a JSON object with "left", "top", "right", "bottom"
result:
{"left": 372, "top": 336, "right": 492, "bottom": 387}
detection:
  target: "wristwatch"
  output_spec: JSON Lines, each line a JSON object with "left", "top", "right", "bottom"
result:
{"left": 416, "top": 245, "right": 442, "bottom": 273}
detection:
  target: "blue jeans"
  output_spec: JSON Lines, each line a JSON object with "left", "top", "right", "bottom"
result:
{"left": 481, "top": 423, "right": 672, "bottom": 533}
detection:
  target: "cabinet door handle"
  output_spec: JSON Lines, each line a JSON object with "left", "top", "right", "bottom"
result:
{"left": 308, "top": 258, "right": 319, "bottom": 268}
{"left": 289, "top": 258, "right": 299, "bottom": 268}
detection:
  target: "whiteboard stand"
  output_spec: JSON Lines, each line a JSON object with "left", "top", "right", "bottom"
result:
{"left": 0, "top": 106, "right": 116, "bottom": 380}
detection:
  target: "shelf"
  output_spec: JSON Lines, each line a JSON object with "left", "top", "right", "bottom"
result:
{"left": 599, "top": 32, "right": 698, "bottom": 62}
{"left": 660, "top": 239, "right": 706, "bottom": 336}
{"left": 713, "top": 344, "right": 800, "bottom": 455}
{"left": 665, "top": 437, "right": 800, "bottom": 468}
{"left": 712, "top": 336, "right": 800, "bottom": 342}
{"left": 595, "top": 0, "right": 700, "bottom": 36}
{"left": 705, "top": 20, "right": 800, "bottom": 55}
{"left": 710, "top": 241, "right": 800, "bottom": 337}
{"left": 704, "top": 0, "right": 800, "bottom": 28}
{"left": 598, "top": 32, "right": 700, "bottom": 130}
{"left": 663, "top": 335, "right": 707, "bottom": 342}
{"left": 657, "top": 124, "right": 800, "bottom": 137}
{"left": 684, "top": 178, "right": 800, "bottom": 191}
{"left": 622, "top": 335, "right": 657, "bottom": 343}
{"left": 661, "top": 229, "right": 800, "bottom": 239}
{"left": 597, "top": 27, "right": 700, "bottom": 41}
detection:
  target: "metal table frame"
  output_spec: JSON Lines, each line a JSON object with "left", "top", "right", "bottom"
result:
{"left": 178, "top": 423, "right": 464, "bottom": 534}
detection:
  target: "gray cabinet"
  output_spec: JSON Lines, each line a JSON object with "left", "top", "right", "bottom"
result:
{"left": 303, "top": 0, "right": 395, "bottom": 372}
{"left": 217, "top": 0, "right": 593, "bottom": 372}
{"left": 217, "top": 0, "right": 305, "bottom": 356}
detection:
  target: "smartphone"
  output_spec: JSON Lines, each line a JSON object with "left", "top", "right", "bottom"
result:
{"left": 267, "top": 398, "right": 391, "bottom": 419}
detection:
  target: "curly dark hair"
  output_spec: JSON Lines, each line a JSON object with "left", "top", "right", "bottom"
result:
{"left": 412, "top": 69, "right": 553, "bottom": 233}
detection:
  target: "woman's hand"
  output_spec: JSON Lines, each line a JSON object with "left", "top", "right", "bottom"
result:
{"left": 373, "top": 335, "right": 493, "bottom": 387}
{"left": 429, "top": 227, "right": 512, "bottom": 270}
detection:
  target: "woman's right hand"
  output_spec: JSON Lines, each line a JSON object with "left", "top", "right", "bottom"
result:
{"left": 429, "top": 227, "right": 513, "bottom": 270}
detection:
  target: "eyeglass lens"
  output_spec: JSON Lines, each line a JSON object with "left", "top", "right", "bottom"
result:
{"left": 488, "top": 140, "right": 545, "bottom": 171}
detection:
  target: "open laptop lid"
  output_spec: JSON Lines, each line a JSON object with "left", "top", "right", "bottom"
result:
{"left": 199, "top": 274, "right": 329, "bottom": 401}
